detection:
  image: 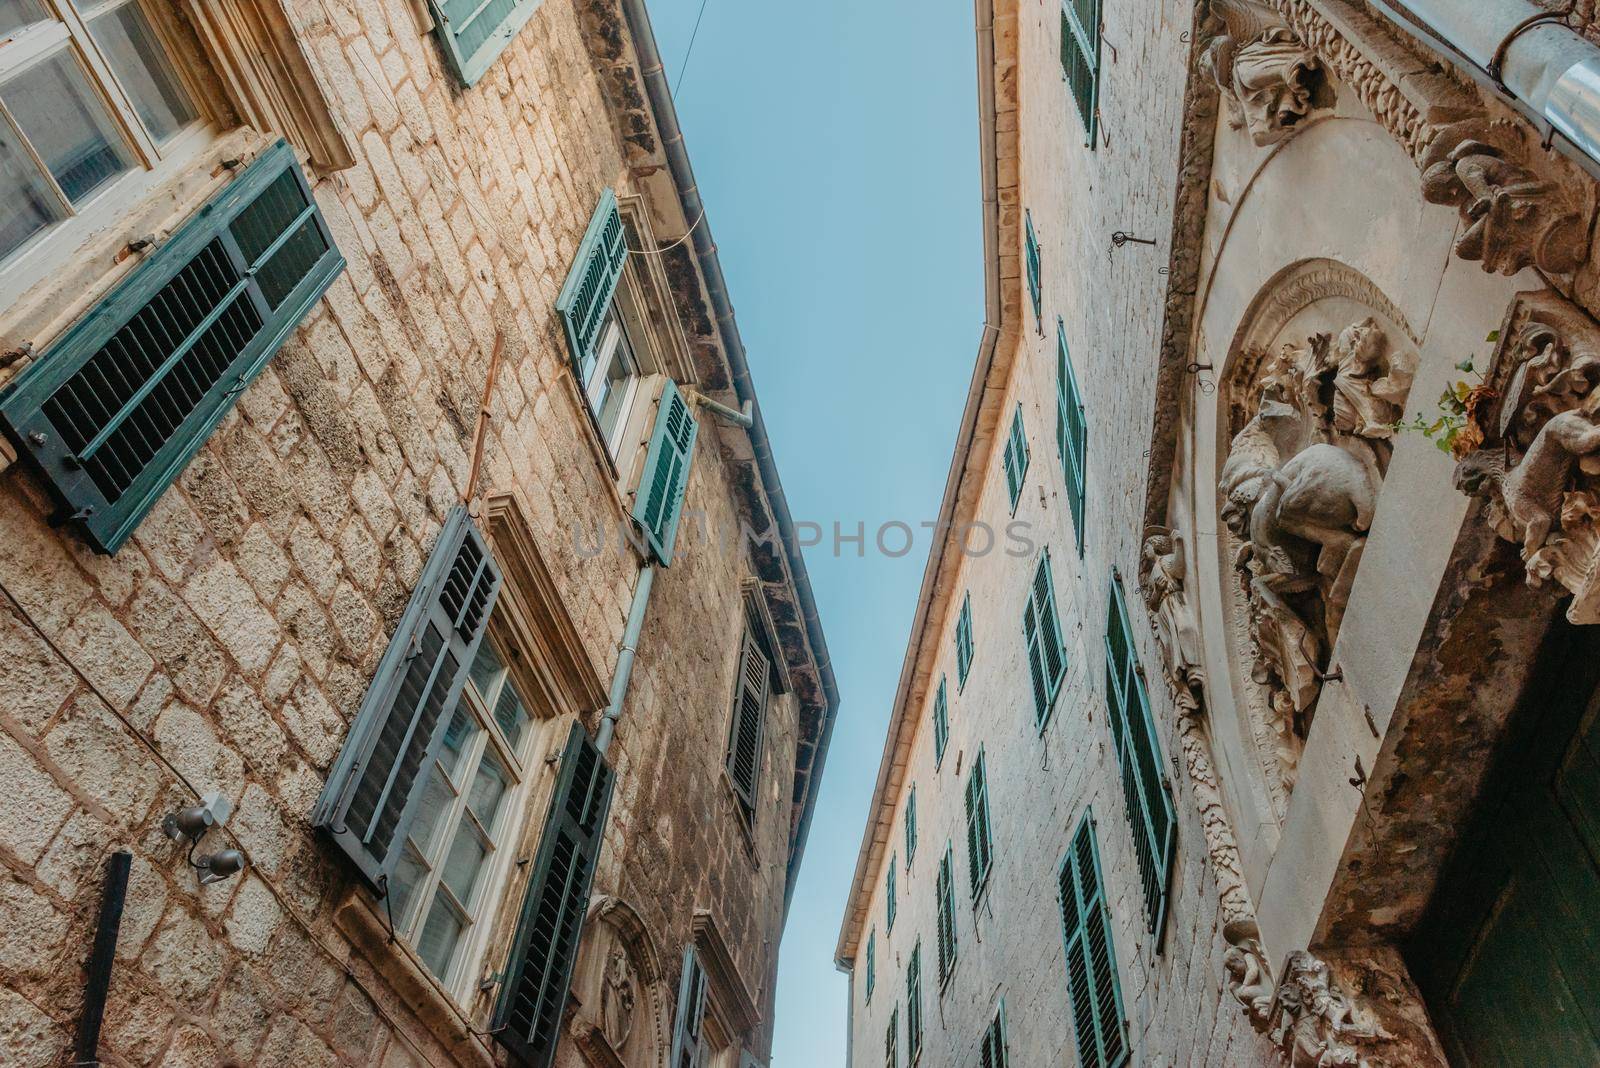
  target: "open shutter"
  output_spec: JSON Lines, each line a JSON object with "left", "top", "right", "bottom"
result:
{"left": 905, "top": 785, "right": 917, "bottom": 862}
{"left": 1003, "top": 406, "right": 1029, "bottom": 511}
{"left": 555, "top": 189, "right": 628, "bottom": 382}
{"left": 906, "top": 942, "right": 922, "bottom": 1062}
{"left": 313, "top": 506, "right": 499, "bottom": 888}
{"left": 886, "top": 855, "right": 897, "bottom": 931}
{"left": 1060, "top": 814, "right": 1127, "bottom": 1068}
{"left": 428, "top": 0, "right": 541, "bottom": 87}
{"left": 955, "top": 594, "right": 974, "bottom": 689}
{"left": 964, "top": 751, "right": 991, "bottom": 896}
{"left": 865, "top": 929, "right": 876, "bottom": 1002}
{"left": 493, "top": 722, "right": 616, "bottom": 1066}
{"left": 932, "top": 677, "right": 950, "bottom": 767}
{"left": 935, "top": 847, "right": 957, "bottom": 979}
{"left": 1026, "top": 553, "right": 1066, "bottom": 727}
{"left": 1057, "top": 319, "right": 1089, "bottom": 555}
{"left": 633, "top": 379, "right": 699, "bottom": 565}
{"left": 670, "top": 946, "right": 709, "bottom": 1068}
{"left": 1, "top": 140, "right": 342, "bottom": 554}
{"left": 1060, "top": 0, "right": 1103, "bottom": 141}
{"left": 1024, "top": 210, "right": 1043, "bottom": 325}
{"left": 885, "top": 1005, "right": 898, "bottom": 1068}
{"left": 980, "top": 1002, "right": 1009, "bottom": 1068}
{"left": 725, "top": 626, "right": 770, "bottom": 813}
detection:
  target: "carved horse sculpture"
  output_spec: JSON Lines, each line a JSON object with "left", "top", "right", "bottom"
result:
{"left": 1455, "top": 404, "right": 1600, "bottom": 555}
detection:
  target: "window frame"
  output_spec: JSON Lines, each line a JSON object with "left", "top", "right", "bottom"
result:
{"left": 865, "top": 927, "right": 876, "bottom": 1004}
{"left": 906, "top": 940, "right": 923, "bottom": 1064}
{"left": 955, "top": 594, "right": 974, "bottom": 693}
{"left": 905, "top": 783, "right": 917, "bottom": 865}
{"left": 1058, "top": 809, "right": 1129, "bottom": 1068}
{"left": 964, "top": 747, "right": 994, "bottom": 900}
{"left": 935, "top": 843, "right": 958, "bottom": 986}
{"left": 1002, "top": 403, "right": 1030, "bottom": 514}
{"left": 1060, "top": 0, "right": 1103, "bottom": 145}
{"left": 1024, "top": 550, "right": 1069, "bottom": 731}
{"left": 885, "top": 1002, "right": 899, "bottom": 1068}
{"left": 886, "top": 851, "right": 897, "bottom": 932}
{"left": 1024, "top": 209, "right": 1043, "bottom": 329}
{"left": 1056, "top": 318, "right": 1089, "bottom": 556}
{"left": 932, "top": 676, "right": 950, "bottom": 769}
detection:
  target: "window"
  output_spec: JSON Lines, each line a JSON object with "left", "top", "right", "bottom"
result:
{"left": 885, "top": 1004, "right": 899, "bottom": 1068}
{"left": 584, "top": 304, "right": 644, "bottom": 456}
{"left": 1024, "top": 209, "right": 1042, "bottom": 328}
{"left": 0, "top": 0, "right": 206, "bottom": 282}
{"left": 955, "top": 594, "right": 974, "bottom": 691}
{"left": 905, "top": 784, "right": 918, "bottom": 865}
{"left": 865, "top": 928, "right": 876, "bottom": 1003}
{"left": 725, "top": 618, "right": 772, "bottom": 820}
{"left": 386, "top": 634, "right": 541, "bottom": 991}
{"left": 932, "top": 676, "right": 950, "bottom": 769}
{"left": 886, "top": 853, "right": 897, "bottom": 932}
{"left": 906, "top": 941, "right": 923, "bottom": 1063}
{"left": 559, "top": 191, "right": 634, "bottom": 452}
{"left": 964, "top": 748, "right": 993, "bottom": 898}
{"left": 1105, "top": 575, "right": 1176, "bottom": 944}
{"left": 936, "top": 845, "right": 958, "bottom": 982}
{"left": 1023, "top": 552, "right": 1068, "bottom": 729}
{"left": 980, "top": 1002, "right": 1008, "bottom": 1068}
{"left": 0, "top": 140, "right": 343, "bottom": 553}
{"left": 1060, "top": 0, "right": 1102, "bottom": 142}
{"left": 669, "top": 947, "right": 709, "bottom": 1068}
{"left": 1059, "top": 812, "right": 1127, "bottom": 1068}
{"left": 1057, "top": 319, "right": 1089, "bottom": 555}
{"left": 1002, "top": 404, "right": 1030, "bottom": 513}
{"left": 427, "top": 0, "right": 542, "bottom": 88}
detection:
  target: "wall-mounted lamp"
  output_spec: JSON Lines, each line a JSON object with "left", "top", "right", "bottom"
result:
{"left": 162, "top": 792, "right": 246, "bottom": 886}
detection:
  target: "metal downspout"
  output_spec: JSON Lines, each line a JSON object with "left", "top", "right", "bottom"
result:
{"left": 619, "top": 0, "right": 841, "bottom": 909}
{"left": 595, "top": 564, "right": 656, "bottom": 756}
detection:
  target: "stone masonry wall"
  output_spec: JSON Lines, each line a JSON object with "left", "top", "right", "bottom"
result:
{"left": 0, "top": 2, "right": 798, "bottom": 1066}
{"left": 847, "top": 0, "right": 1281, "bottom": 1064}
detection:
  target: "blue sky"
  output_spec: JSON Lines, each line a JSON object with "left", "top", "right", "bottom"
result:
{"left": 643, "top": 1, "right": 981, "bottom": 1063}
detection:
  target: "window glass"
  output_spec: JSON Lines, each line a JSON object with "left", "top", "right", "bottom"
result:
{"left": 586, "top": 307, "right": 640, "bottom": 452}
{"left": 418, "top": 895, "right": 465, "bottom": 976}
{"left": 89, "top": 1, "right": 196, "bottom": 144}
{"left": 1, "top": 49, "right": 135, "bottom": 204}
{"left": 0, "top": 115, "right": 61, "bottom": 258}
{"left": 0, "top": 0, "right": 46, "bottom": 37}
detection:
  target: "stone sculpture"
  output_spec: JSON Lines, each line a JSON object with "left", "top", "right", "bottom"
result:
{"left": 600, "top": 945, "right": 636, "bottom": 1050}
{"left": 1221, "top": 318, "right": 1414, "bottom": 782}
{"left": 1203, "top": 0, "right": 1327, "bottom": 146}
{"left": 1268, "top": 950, "right": 1392, "bottom": 1068}
{"left": 1223, "top": 919, "right": 1275, "bottom": 1026}
{"left": 1454, "top": 292, "right": 1600, "bottom": 624}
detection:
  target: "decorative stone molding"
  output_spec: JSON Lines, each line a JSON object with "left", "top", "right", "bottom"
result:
{"left": 691, "top": 910, "right": 761, "bottom": 1038}
{"left": 181, "top": 0, "right": 356, "bottom": 173}
{"left": 1221, "top": 317, "right": 1416, "bottom": 786}
{"left": 571, "top": 896, "right": 669, "bottom": 1068}
{"left": 1267, "top": 950, "right": 1393, "bottom": 1068}
{"left": 1203, "top": 0, "right": 1331, "bottom": 145}
{"left": 1454, "top": 290, "right": 1600, "bottom": 623}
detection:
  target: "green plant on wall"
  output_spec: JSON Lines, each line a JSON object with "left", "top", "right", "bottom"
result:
{"left": 1391, "top": 331, "right": 1499, "bottom": 458}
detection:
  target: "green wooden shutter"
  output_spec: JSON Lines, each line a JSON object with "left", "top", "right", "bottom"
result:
{"left": 906, "top": 941, "right": 923, "bottom": 1062}
{"left": 725, "top": 625, "right": 770, "bottom": 814}
{"left": 964, "top": 749, "right": 993, "bottom": 897}
{"left": 955, "top": 594, "right": 974, "bottom": 690}
{"left": 885, "top": 1004, "right": 899, "bottom": 1068}
{"left": 905, "top": 785, "right": 918, "bottom": 863}
{"left": 1059, "top": 812, "right": 1127, "bottom": 1068}
{"left": 981, "top": 1002, "right": 1009, "bottom": 1068}
{"left": 1056, "top": 319, "right": 1089, "bottom": 556}
{"left": 670, "top": 946, "right": 709, "bottom": 1068}
{"left": 313, "top": 505, "right": 500, "bottom": 888}
{"left": 1024, "top": 210, "right": 1043, "bottom": 326}
{"left": 1105, "top": 575, "right": 1177, "bottom": 944}
{"left": 865, "top": 929, "right": 876, "bottom": 1003}
{"left": 1003, "top": 405, "right": 1030, "bottom": 512}
{"left": 933, "top": 677, "right": 950, "bottom": 768}
{"left": 886, "top": 854, "right": 897, "bottom": 931}
{"left": 1060, "top": 0, "right": 1102, "bottom": 142}
{"left": 633, "top": 379, "right": 699, "bottom": 565}
{"left": 428, "top": 0, "right": 541, "bottom": 87}
{"left": 936, "top": 845, "right": 958, "bottom": 980}
{"left": 0, "top": 140, "right": 342, "bottom": 554}
{"left": 492, "top": 721, "right": 616, "bottom": 1066}
{"left": 1024, "top": 553, "right": 1068, "bottom": 728}
{"left": 556, "top": 189, "right": 628, "bottom": 383}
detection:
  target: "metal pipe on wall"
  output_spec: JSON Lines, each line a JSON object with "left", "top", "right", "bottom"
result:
{"left": 595, "top": 563, "right": 656, "bottom": 755}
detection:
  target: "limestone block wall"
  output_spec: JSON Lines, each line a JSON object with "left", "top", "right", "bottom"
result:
{"left": 0, "top": 3, "right": 798, "bottom": 1066}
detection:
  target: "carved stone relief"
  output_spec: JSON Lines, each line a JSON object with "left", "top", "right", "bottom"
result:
{"left": 1202, "top": 0, "right": 1331, "bottom": 146}
{"left": 1454, "top": 290, "right": 1600, "bottom": 624}
{"left": 571, "top": 897, "right": 666, "bottom": 1068}
{"left": 1221, "top": 310, "right": 1416, "bottom": 791}
{"left": 1267, "top": 950, "right": 1393, "bottom": 1068}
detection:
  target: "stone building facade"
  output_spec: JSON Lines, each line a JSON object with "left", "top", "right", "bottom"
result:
{"left": 0, "top": 2, "right": 835, "bottom": 1068}
{"left": 838, "top": 1, "right": 1600, "bottom": 1066}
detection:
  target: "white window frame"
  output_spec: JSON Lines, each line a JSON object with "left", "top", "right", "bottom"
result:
{"left": 0, "top": 0, "right": 217, "bottom": 308}
{"left": 388, "top": 627, "right": 548, "bottom": 1004}
{"left": 584, "top": 305, "right": 644, "bottom": 460}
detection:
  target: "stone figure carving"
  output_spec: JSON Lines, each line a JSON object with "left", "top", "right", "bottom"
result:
{"left": 1221, "top": 319, "right": 1415, "bottom": 784}
{"left": 600, "top": 946, "right": 636, "bottom": 1050}
{"left": 1223, "top": 919, "right": 1274, "bottom": 1026}
{"left": 1140, "top": 528, "right": 1205, "bottom": 712}
{"left": 1453, "top": 292, "right": 1600, "bottom": 624}
{"left": 1202, "top": 0, "right": 1328, "bottom": 146}
{"left": 1268, "top": 950, "right": 1392, "bottom": 1068}
{"left": 1420, "top": 120, "right": 1589, "bottom": 278}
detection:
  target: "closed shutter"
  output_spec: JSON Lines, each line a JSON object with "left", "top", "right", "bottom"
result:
{"left": 932, "top": 677, "right": 950, "bottom": 767}
{"left": 1059, "top": 813, "right": 1127, "bottom": 1068}
{"left": 1105, "top": 575, "right": 1176, "bottom": 943}
{"left": 556, "top": 189, "right": 628, "bottom": 383}
{"left": 1024, "top": 210, "right": 1043, "bottom": 325}
{"left": 955, "top": 594, "right": 974, "bottom": 690}
{"left": 725, "top": 626, "right": 770, "bottom": 814}
{"left": 1, "top": 140, "right": 342, "bottom": 554}
{"left": 670, "top": 946, "right": 709, "bottom": 1068}
{"left": 936, "top": 846, "right": 957, "bottom": 980}
{"left": 906, "top": 942, "right": 922, "bottom": 1062}
{"left": 1060, "top": 0, "right": 1102, "bottom": 141}
{"left": 313, "top": 505, "right": 500, "bottom": 889}
{"left": 493, "top": 722, "right": 616, "bottom": 1066}
{"left": 1056, "top": 319, "right": 1088, "bottom": 555}
{"left": 980, "top": 1002, "right": 1009, "bottom": 1068}
{"left": 905, "top": 785, "right": 917, "bottom": 863}
{"left": 633, "top": 379, "right": 699, "bottom": 565}
{"left": 1003, "top": 405, "right": 1029, "bottom": 511}
{"left": 1024, "top": 553, "right": 1068, "bottom": 727}
{"left": 964, "top": 750, "right": 993, "bottom": 897}
{"left": 885, "top": 1005, "right": 898, "bottom": 1068}
{"left": 886, "top": 854, "right": 897, "bottom": 931}
{"left": 865, "top": 929, "right": 876, "bottom": 1002}
{"left": 428, "top": 0, "right": 542, "bottom": 87}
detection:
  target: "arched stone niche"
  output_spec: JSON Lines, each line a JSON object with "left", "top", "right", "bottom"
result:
{"left": 568, "top": 896, "right": 670, "bottom": 1068}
